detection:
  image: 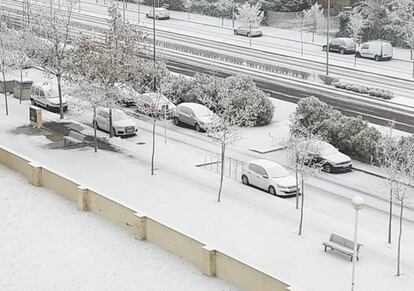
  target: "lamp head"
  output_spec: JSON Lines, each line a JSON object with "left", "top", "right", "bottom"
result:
{"left": 351, "top": 196, "right": 364, "bottom": 210}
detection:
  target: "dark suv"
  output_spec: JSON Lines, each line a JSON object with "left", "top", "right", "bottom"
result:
{"left": 322, "top": 38, "right": 356, "bottom": 54}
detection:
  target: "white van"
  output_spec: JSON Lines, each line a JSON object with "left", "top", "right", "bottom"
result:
{"left": 30, "top": 82, "right": 68, "bottom": 112}
{"left": 355, "top": 41, "right": 393, "bottom": 61}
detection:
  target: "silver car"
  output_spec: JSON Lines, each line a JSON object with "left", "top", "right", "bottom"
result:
{"left": 94, "top": 107, "right": 138, "bottom": 137}
{"left": 234, "top": 25, "right": 262, "bottom": 37}
{"left": 146, "top": 8, "right": 170, "bottom": 20}
{"left": 173, "top": 102, "right": 216, "bottom": 132}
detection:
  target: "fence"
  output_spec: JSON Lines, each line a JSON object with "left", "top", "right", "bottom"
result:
{"left": 198, "top": 154, "right": 246, "bottom": 181}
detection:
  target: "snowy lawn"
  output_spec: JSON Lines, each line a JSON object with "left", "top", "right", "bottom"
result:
{"left": 0, "top": 164, "right": 237, "bottom": 291}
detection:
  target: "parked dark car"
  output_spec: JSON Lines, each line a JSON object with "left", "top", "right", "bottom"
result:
{"left": 322, "top": 38, "right": 356, "bottom": 54}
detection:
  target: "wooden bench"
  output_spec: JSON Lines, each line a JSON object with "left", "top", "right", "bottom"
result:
{"left": 64, "top": 130, "right": 87, "bottom": 145}
{"left": 322, "top": 233, "right": 363, "bottom": 261}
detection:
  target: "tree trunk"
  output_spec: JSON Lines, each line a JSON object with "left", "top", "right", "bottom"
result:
{"left": 217, "top": 143, "right": 225, "bottom": 202}
{"left": 19, "top": 68, "right": 23, "bottom": 104}
{"left": 295, "top": 169, "right": 299, "bottom": 209}
{"left": 151, "top": 118, "right": 156, "bottom": 175}
{"left": 388, "top": 184, "right": 393, "bottom": 244}
{"left": 57, "top": 73, "right": 64, "bottom": 119}
{"left": 312, "top": 31, "right": 315, "bottom": 43}
{"left": 2, "top": 70, "right": 8, "bottom": 116}
{"left": 109, "top": 108, "right": 114, "bottom": 138}
{"left": 396, "top": 199, "right": 404, "bottom": 276}
{"left": 298, "top": 177, "right": 305, "bottom": 236}
{"left": 221, "top": 16, "right": 224, "bottom": 27}
{"left": 93, "top": 107, "right": 98, "bottom": 153}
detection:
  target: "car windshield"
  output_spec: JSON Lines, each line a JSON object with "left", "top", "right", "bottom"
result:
{"left": 320, "top": 143, "right": 338, "bottom": 155}
{"left": 112, "top": 110, "right": 129, "bottom": 121}
{"left": 192, "top": 106, "right": 212, "bottom": 117}
{"left": 267, "top": 166, "right": 289, "bottom": 178}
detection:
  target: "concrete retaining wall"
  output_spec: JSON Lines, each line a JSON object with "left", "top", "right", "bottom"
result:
{"left": 0, "top": 145, "right": 291, "bottom": 291}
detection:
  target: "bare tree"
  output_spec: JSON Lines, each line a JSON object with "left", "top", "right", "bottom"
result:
{"left": 285, "top": 123, "right": 323, "bottom": 235}
{"left": 8, "top": 29, "right": 33, "bottom": 104}
{"left": 375, "top": 122, "right": 404, "bottom": 244}
{"left": 303, "top": 2, "right": 324, "bottom": 43}
{"left": 132, "top": 70, "right": 177, "bottom": 175}
{"left": 71, "top": 4, "right": 146, "bottom": 139}
{"left": 392, "top": 136, "right": 413, "bottom": 276}
{"left": 216, "top": 0, "right": 233, "bottom": 27}
{"left": 347, "top": 9, "right": 365, "bottom": 66}
{"left": 237, "top": 1, "right": 264, "bottom": 46}
{"left": 184, "top": 0, "right": 192, "bottom": 20}
{"left": 31, "top": 0, "right": 77, "bottom": 119}
{"left": 199, "top": 77, "right": 256, "bottom": 202}
{"left": 0, "top": 17, "right": 12, "bottom": 116}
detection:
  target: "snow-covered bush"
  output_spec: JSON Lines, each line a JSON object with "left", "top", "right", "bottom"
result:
{"left": 291, "top": 96, "right": 340, "bottom": 133}
{"left": 351, "top": 126, "right": 382, "bottom": 162}
{"left": 189, "top": 74, "right": 274, "bottom": 126}
{"left": 291, "top": 97, "right": 382, "bottom": 162}
{"left": 160, "top": 74, "right": 196, "bottom": 103}
{"left": 333, "top": 81, "right": 393, "bottom": 99}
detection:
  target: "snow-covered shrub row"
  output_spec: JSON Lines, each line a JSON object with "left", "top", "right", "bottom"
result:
{"left": 157, "top": 40, "right": 312, "bottom": 80}
{"left": 291, "top": 96, "right": 382, "bottom": 162}
{"left": 162, "top": 73, "right": 274, "bottom": 126}
{"left": 333, "top": 81, "right": 393, "bottom": 100}
{"left": 246, "top": 60, "right": 311, "bottom": 80}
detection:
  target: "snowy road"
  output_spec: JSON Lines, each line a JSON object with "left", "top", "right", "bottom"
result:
{"left": 4, "top": 0, "right": 414, "bottom": 101}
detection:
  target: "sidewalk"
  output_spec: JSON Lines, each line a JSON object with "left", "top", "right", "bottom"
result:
{"left": 1, "top": 85, "right": 414, "bottom": 291}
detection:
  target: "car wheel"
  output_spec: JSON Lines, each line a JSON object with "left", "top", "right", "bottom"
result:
{"left": 173, "top": 117, "right": 180, "bottom": 126}
{"left": 155, "top": 15, "right": 159, "bottom": 20}
{"left": 247, "top": 32, "right": 251, "bottom": 37}
{"left": 323, "top": 163, "right": 332, "bottom": 173}
{"left": 93, "top": 120, "right": 99, "bottom": 130}
{"left": 374, "top": 55, "right": 380, "bottom": 61}
{"left": 268, "top": 186, "right": 277, "bottom": 196}
{"left": 30, "top": 99, "right": 35, "bottom": 105}
{"left": 339, "top": 48, "right": 345, "bottom": 54}
{"left": 355, "top": 52, "right": 361, "bottom": 58}
{"left": 112, "top": 127, "right": 117, "bottom": 137}
{"left": 322, "top": 45, "right": 326, "bottom": 52}
{"left": 146, "top": 14, "right": 149, "bottom": 18}
{"left": 233, "top": 30, "right": 238, "bottom": 35}
{"left": 241, "top": 175, "right": 249, "bottom": 185}
{"left": 194, "top": 123, "right": 201, "bottom": 132}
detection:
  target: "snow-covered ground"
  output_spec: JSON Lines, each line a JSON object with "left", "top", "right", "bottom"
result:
{"left": 0, "top": 165, "right": 237, "bottom": 291}
{"left": 1, "top": 68, "right": 413, "bottom": 291}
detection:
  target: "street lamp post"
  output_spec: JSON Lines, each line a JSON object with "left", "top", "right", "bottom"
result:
{"left": 351, "top": 196, "right": 364, "bottom": 291}
{"left": 326, "top": 0, "right": 330, "bottom": 75}
{"left": 232, "top": 0, "right": 235, "bottom": 28}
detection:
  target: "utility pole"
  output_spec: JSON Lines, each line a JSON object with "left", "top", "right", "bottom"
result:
{"left": 325, "top": 0, "right": 330, "bottom": 75}
{"left": 138, "top": 0, "right": 141, "bottom": 23}
{"left": 232, "top": 0, "right": 235, "bottom": 28}
{"left": 351, "top": 196, "right": 364, "bottom": 291}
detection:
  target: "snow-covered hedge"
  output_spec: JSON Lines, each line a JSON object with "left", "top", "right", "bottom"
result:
{"left": 333, "top": 81, "right": 393, "bottom": 100}
{"left": 164, "top": 73, "right": 274, "bottom": 126}
{"left": 157, "top": 40, "right": 312, "bottom": 81}
{"left": 291, "top": 96, "right": 382, "bottom": 162}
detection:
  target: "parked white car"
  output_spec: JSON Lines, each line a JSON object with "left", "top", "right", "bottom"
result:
{"left": 146, "top": 7, "right": 170, "bottom": 19}
{"left": 94, "top": 108, "right": 138, "bottom": 137}
{"left": 233, "top": 25, "right": 262, "bottom": 37}
{"left": 241, "top": 159, "right": 299, "bottom": 197}
{"left": 30, "top": 82, "right": 68, "bottom": 112}
{"left": 136, "top": 92, "right": 176, "bottom": 118}
{"left": 304, "top": 140, "right": 352, "bottom": 173}
{"left": 173, "top": 102, "right": 217, "bottom": 132}
{"left": 355, "top": 41, "right": 393, "bottom": 61}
